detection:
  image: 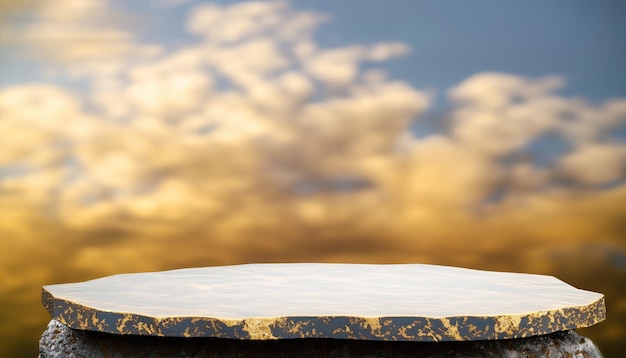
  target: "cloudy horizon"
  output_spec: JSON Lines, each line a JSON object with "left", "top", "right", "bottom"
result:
{"left": 1, "top": 1, "right": 625, "bottom": 356}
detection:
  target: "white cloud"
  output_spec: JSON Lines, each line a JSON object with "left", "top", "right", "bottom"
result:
{"left": 558, "top": 98, "right": 626, "bottom": 145}
{"left": 243, "top": 71, "right": 314, "bottom": 111}
{"left": 449, "top": 72, "right": 564, "bottom": 109}
{"left": 0, "top": 85, "right": 82, "bottom": 165}
{"left": 276, "top": 11, "right": 328, "bottom": 42}
{"left": 300, "top": 80, "right": 429, "bottom": 157}
{"left": 303, "top": 43, "right": 409, "bottom": 87}
{"left": 367, "top": 42, "right": 410, "bottom": 61}
{"left": 126, "top": 66, "right": 212, "bottom": 117}
{"left": 447, "top": 73, "right": 626, "bottom": 192}
{"left": 187, "top": 1, "right": 285, "bottom": 42}
{"left": 604, "top": 98, "right": 626, "bottom": 125}
{"left": 4, "top": 0, "right": 161, "bottom": 66}
{"left": 203, "top": 39, "right": 290, "bottom": 88}
{"left": 92, "top": 49, "right": 208, "bottom": 118}
{"left": 559, "top": 143, "right": 626, "bottom": 185}
{"left": 186, "top": 0, "right": 326, "bottom": 45}
{"left": 450, "top": 73, "right": 573, "bottom": 156}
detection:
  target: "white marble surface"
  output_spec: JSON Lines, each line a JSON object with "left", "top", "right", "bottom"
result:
{"left": 43, "top": 263, "right": 603, "bottom": 320}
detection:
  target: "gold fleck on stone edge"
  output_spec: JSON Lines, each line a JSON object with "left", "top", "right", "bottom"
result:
{"left": 41, "top": 288, "right": 606, "bottom": 341}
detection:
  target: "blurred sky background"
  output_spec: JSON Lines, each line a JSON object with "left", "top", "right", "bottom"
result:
{"left": 1, "top": 0, "right": 625, "bottom": 356}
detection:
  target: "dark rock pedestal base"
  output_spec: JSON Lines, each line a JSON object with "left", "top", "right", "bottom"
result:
{"left": 39, "top": 319, "right": 603, "bottom": 358}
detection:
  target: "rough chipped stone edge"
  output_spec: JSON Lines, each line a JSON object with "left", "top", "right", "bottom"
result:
{"left": 42, "top": 287, "right": 606, "bottom": 342}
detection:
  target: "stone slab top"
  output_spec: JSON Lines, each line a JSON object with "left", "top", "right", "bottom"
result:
{"left": 42, "top": 263, "right": 606, "bottom": 341}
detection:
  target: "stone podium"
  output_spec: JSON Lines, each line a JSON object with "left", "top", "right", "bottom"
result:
{"left": 39, "top": 263, "right": 605, "bottom": 357}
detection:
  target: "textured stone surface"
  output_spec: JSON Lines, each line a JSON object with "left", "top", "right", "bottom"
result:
{"left": 39, "top": 319, "right": 603, "bottom": 358}
{"left": 42, "top": 263, "right": 605, "bottom": 341}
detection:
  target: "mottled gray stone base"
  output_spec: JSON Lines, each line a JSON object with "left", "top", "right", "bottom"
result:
{"left": 39, "top": 319, "right": 603, "bottom": 358}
